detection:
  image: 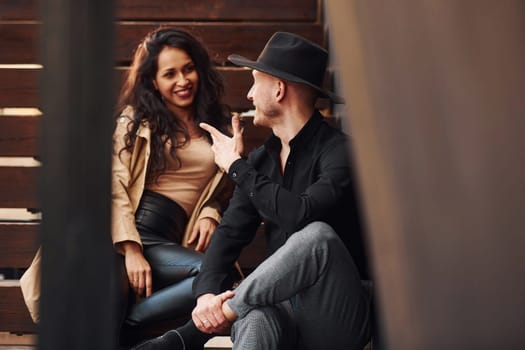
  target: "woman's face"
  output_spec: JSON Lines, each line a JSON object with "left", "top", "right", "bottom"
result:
{"left": 153, "top": 46, "right": 199, "bottom": 116}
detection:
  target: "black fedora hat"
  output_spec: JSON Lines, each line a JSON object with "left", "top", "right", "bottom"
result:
{"left": 228, "top": 32, "right": 345, "bottom": 104}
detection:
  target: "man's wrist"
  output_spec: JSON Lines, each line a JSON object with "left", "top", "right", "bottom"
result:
{"left": 227, "top": 158, "right": 245, "bottom": 178}
{"left": 197, "top": 293, "right": 216, "bottom": 303}
{"left": 225, "top": 155, "right": 242, "bottom": 173}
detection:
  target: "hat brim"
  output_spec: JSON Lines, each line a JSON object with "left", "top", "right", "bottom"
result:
{"left": 228, "top": 54, "right": 345, "bottom": 104}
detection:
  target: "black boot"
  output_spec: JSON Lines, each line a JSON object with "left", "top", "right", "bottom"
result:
{"left": 131, "top": 330, "right": 185, "bottom": 350}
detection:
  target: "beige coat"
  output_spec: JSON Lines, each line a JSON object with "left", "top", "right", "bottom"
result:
{"left": 21, "top": 110, "right": 234, "bottom": 324}
{"left": 111, "top": 109, "right": 233, "bottom": 251}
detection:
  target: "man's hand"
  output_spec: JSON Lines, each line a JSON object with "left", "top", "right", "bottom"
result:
{"left": 187, "top": 217, "right": 218, "bottom": 252}
{"left": 192, "top": 291, "right": 235, "bottom": 334}
{"left": 200, "top": 115, "right": 244, "bottom": 173}
{"left": 119, "top": 241, "right": 152, "bottom": 299}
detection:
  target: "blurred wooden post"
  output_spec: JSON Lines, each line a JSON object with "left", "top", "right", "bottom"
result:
{"left": 38, "top": 1, "right": 116, "bottom": 349}
{"left": 325, "top": 1, "right": 525, "bottom": 349}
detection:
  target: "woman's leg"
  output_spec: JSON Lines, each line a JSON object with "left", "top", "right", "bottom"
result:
{"left": 128, "top": 241, "right": 239, "bottom": 349}
{"left": 144, "top": 243, "right": 202, "bottom": 288}
{"left": 126, "top": 277, "right": 195, "bottom": 326}
{"left": 125, "top": 243, "right": 202, "bottom": 326}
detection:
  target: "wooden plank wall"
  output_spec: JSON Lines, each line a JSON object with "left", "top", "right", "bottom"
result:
{"left": 0, "top": 0, "right": 326, "bottom": 335}
{"left": 0, "top": 0, "right": 324, "bottom": 112}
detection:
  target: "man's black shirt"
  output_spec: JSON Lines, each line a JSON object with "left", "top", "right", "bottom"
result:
{"left": 193, "top": 111, "right": 369, "bottom": 296}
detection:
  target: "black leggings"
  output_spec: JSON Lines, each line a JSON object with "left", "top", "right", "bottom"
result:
{"left": 118, "top": 190, "right": 202, "bottom": 328}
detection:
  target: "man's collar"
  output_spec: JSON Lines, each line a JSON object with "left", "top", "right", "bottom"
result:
{"left": 289, "top": 110, "right": 323, "bottom": 148}
{"left": 265, "top": 110, "right": 323, "bottom": 152}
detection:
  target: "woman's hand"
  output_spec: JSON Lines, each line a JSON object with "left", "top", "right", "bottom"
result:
{"left": 120, "top": 241, "right": 152, "bottom": 299}
{"left": 187, "top": 217, "right": 218, "bottom": 252}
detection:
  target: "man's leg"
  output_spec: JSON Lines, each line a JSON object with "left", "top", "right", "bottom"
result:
{"left": 227, "top": 221, "right": 371, "bottom": 350}
{"left": 230, "top": 303, "right": 296, "bottom": 350}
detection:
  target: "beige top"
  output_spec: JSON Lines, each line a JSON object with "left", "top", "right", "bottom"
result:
{"left": 111, "top": 106, "right": 234, "bottom": 250}
{"left": 146, "top": 136, "right": 217, "bottom": 217}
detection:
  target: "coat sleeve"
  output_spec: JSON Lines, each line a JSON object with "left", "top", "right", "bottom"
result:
{"left": 111, "top": 115, "right": 142, "bottom": 253}
{"left": 196, "top": 172, "right": 234, "bottom": 223}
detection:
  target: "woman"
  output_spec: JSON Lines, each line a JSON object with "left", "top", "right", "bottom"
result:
{"left": 112, "top": 27, "right": 238, "bottom": 346}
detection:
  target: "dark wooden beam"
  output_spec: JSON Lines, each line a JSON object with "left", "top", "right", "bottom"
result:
{"left": 38, "top": 0, "right": 116, "bottom": 349}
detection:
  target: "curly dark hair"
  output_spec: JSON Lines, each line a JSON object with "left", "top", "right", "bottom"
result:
{"left": 115, "top": 27, "right": 230, "bottom": 182}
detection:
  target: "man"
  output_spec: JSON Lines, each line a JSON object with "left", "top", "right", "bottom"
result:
{"left": 135, "top": 31, "right": 371, "bottom": 350}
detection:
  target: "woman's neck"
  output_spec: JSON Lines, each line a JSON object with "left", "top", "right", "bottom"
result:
{"left": 165, "top": 105, "right": 201, "bottom": 137}
{"left": 169, "top": 105, "right": 194, "bottom": 123}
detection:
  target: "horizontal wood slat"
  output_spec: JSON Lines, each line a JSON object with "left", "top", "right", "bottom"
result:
{"left": 0, "top": 167, "right": 38, "bottom": 209}
{"left": 0, "top": 68, "right": 39, "bottom": 107}
{"left": 0, "top": 224, "right": 39, "bottom": 268}
{"left": 0, "top": 67, "right": 333, "bottom": 112}
{"left": 0, "top": 284, "right": 35, "bottom": 333}
{"left": 214, "top": 68, "right": 253, "bottom": 112}
{"left": 0, "top": 67, "right": 254, "bottom": 111}
{"left": 0, "top": 113, "right": 335, "bottom": 158}
{"left": 0, "top": 0, "right": 318, "bottom": 21}
{"left": 0, "top": 116, "right": 40, "bottom": 156}
{"left": 0, "top": 22, "right": 34, "bottom": 63}
{"left": 0, "top": 23, "right": 324, "bottom": 64}
{"left": 0, "top": 0, "right": 37, "bottom": 20}
{"left": 117, "top": 0, "right": 319, "bottom": 21}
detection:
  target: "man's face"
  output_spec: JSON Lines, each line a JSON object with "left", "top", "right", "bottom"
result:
{"left": 247, "top": 70, "right": 280, "bottom": 127}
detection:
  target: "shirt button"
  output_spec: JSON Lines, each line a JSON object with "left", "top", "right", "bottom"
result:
{"left": 231, "top": 171, "right": 237, "bottom": 178}
{"left": 249, "top": 192, "right": 254, "bottom": 197}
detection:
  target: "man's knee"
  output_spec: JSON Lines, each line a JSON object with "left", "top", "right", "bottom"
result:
{"left": 291, "top": 221, "right": 342, "bottom": 251}
{"left": 235, "top": 307, "right": 277, "bottom": 329}
{"left": 231, "top": 308, "right": 276, "bottom": 342}
{"left": 304, "top": 221, "right": 336, "bottom": 238}
{"left": 232, "top": 307, "right": 292, "bottom": 349}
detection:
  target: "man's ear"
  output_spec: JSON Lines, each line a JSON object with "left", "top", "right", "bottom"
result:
{"left": 276, "top": 80, "right": 286, "bottom": 101}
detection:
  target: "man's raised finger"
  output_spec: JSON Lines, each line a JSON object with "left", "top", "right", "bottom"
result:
{"left": 199, "top": 122, "right": 220, "bottom": 137}
{"left": 231, "top": 115, "right": 242, "bottom": 137}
